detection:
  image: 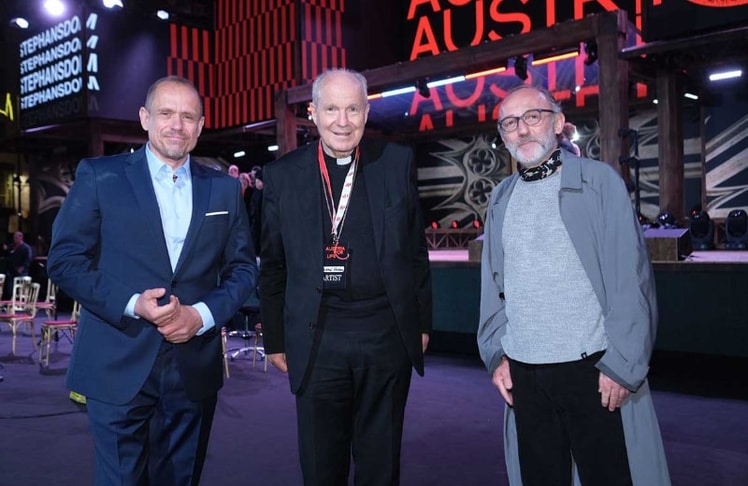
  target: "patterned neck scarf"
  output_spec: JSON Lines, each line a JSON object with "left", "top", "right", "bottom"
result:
{"left": 518, "top": 149, "right": 563, "bottom": 182}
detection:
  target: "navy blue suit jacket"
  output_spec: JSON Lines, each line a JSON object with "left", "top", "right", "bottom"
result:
{"left": 48, "top": 147, "right": 257, "bottom": 404}
{"left": 259, "top": 139, "right": 433, "bottom": 393}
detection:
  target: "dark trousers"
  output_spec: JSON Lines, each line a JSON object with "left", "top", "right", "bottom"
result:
{"left": 509, "top": 353, "right": 632, "bottom": 486}
{"left": 86, "top": 343, "right": 217, "bottom": 486}
{"left": 295, "top": 314, "right": 412, "bottom": 486}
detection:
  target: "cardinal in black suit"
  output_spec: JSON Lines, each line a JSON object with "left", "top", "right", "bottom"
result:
{"left": 260, "top": 69, "right": 432, "bottom": 486}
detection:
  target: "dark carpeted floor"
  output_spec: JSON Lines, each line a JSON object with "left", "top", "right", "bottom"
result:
{"left": 1, "top": 323, "right": 747, "bottom": 485}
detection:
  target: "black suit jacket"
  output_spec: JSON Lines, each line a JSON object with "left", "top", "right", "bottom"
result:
{"left": 259, "top": 139, "right": 432, "bottom": 393}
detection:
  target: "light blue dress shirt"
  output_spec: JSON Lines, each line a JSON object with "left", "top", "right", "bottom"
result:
{"left": 124, "top": 143, "right": 215, "bottom": 334}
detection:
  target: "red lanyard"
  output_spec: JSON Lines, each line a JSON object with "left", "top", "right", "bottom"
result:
{"left": 318, "top": 141, "right": 359, "bottom": 245}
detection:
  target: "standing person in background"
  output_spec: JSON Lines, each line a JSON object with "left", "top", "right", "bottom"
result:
{"left": 228, "top": 164, "right": 240, "bottom": 179}
{"left": 239, "top": 172, "right": 252, "bottom": 198}
{"left": 478, "top": 85, "right": 670, "bottom": 485}
{"left": 47, "top": 75, "right": 257, "bottom": 486}
{"left": 3, "top": 231, "right": 33, "bottom": 299}
{"left": 248, "top": 168, "right": 263, "bottom": 258}
{"left": 260, "top": 68, "right": 432, "bottom": 486}
{"left": 558, "top": 121, "right": 582, "bottom": 156}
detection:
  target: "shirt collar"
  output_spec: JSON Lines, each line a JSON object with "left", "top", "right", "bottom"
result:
{"left": 145, "top": 143, "right": 192, "bottom": 181}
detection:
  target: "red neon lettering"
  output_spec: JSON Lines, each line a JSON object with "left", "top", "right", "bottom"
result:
{"left": 407, "top": 0, "right": 443, "bottom": 20}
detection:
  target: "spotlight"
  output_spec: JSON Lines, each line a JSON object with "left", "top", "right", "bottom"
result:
{"left": 450, "top": 220, "right": 459, "bottom": 229}
{"left": 583, "top": 41, "right": 598, "bottom": 66}
{"left": 44, "top": 0, "right": 66, "bottom": 16}
{"left": 688, "top": 211, "right": 714, "bottom": 250}
{"left": 430, "top": 221, "right": 440, "bottom": 229}
{"left": 416, "top": 79, "right": 430, "bottom": 99}
{"left": 514, "top": 56, "right": 528, "bottom": 81}
{"left": 725, "top": 209, "right": 748, "bottom": 250}
{"left": 10, "top": 17, "right": 29, "bottom": 29}
{"left": 656, "top": 211, "right": 677, "bottom": 229}
{"left": 102, "top": 0, "right": 124, "bottom": 8}
{"left": 156, "top": 10, "right": 170, "bottom": 20}
{"left": 472, "top": 219, "right": 482, "bottom": 229}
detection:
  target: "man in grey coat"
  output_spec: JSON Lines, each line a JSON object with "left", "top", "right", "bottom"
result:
{"left": 478, "top": 85, "right": 670, "bottom": 485}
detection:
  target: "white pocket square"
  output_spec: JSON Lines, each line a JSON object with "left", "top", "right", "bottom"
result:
{"left": 205, "top": 211, "right": 229, "bottom": 216}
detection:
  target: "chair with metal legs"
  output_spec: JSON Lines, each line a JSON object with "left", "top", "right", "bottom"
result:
{"left": 251, "top": 322, "right": 267, "bottom": 372}
{"left": 225, "top": 304, "right": 261, "bottom": 361}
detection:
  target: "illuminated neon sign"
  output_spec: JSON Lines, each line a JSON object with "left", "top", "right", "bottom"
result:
{"left": 0, "top": 93, "right": 14, "bottom": 122}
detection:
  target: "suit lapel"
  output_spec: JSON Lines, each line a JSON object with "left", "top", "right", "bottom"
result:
{"left": 296, "top": 151, "right": 325, "bottom": 258}
{"left": 361, "top": 144, "right": 385, "bottom": 261}
{"left": 174, "top": 161, "right": 211, "bottom": 276}
{"left": 124, "top": 149, "right": 172, "bottom": 273}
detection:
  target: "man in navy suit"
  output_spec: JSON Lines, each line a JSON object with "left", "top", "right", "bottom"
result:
{"left": 47, "top": 76, "right": 257, "bottom": 485}
{"left": 260, "top": 69, "right": 433, "bottom": 485}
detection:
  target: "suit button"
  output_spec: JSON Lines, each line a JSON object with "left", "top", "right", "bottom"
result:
{"left": 309, "top": 322, "right": 316, "bottom": 329}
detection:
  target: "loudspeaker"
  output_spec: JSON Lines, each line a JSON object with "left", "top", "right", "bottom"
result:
{"left": 643, "top": 228, "right": 692, "bottom": 261}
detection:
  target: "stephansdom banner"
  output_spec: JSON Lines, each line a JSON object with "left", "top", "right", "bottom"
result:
{"left": 19, "top": 11, "right": 86, "bottom": 129}
{"left": 18, "top": 8, "right": 169, "bottom": 130}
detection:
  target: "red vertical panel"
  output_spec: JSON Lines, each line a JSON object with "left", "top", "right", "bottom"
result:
{"left": 316, "top": 6, "right": 323, "bottom": 44}
{"left": 241, "top": 21, "right": 246, "bottom": 56}
{"left": 253, "top": 51, "right": 259, "bottom": 91}
{"left": 170, "top": 24, "right": 178, "bottom": 57}
{"left": 273, "top": 9, "right": 279, "bottom": 54}
{"left": 181, "top": 26, "right": 188, "bottom": 61}
{"left": 304, "top": 4, "right": 312, "bottom": 41}
{"left": 325, "top": 9, "right": 332, "bottom": 45}
{"left": 311, "top": 44, "right": 318, "bottom": 80}
{"left": 335, "top": 11, "right": 341, "bottom": 46}
{"left": 191, "top": 29, "right": 198, "bottom": 63}
{"left": 286, "top": 42, "right": 292, "bottom": 82}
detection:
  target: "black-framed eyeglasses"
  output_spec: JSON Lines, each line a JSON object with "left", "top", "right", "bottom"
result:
{"left": 498, "top": 109, "right": 556, "bottom": 132}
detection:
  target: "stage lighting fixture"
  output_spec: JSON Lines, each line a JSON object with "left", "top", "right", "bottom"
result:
{"left": 656, "top": 211, "right": 677, "bottom": 229}
{"left": 531, "top": 47, "right": 579, "bottom": 66}
{"left": 10, "top": 17, "right": 29, "bottom": 29}
{"left": 416, "top": 79, "right": 430, "bottom": 99}
{"left": 583, "top": 41, "right": 598, "bottom": 66}
{"left": 103, "top": 0, "right": 124, "bottom": 8}
{"left": 472, "top": 219, "right": 482, "bottom": 229}
{"left": 725, "top": 209, "right": 748, "bottom": 250}
{"left": 44, "top": 0, "right": 66, "bottom": 16}
{"left": 688, "top": 211, "right": 714, "bottom": 250}
{"left": 156, "top": 10, "right": 170, "bottom": 20}
{"left": 513, "top": 56, "right": 528, "bottom": 81}
{"left": 450, "top": 220, "right": 459, "bottom": 229}
{"left": 430, "top": 221, "right": 440, "bottom": 229}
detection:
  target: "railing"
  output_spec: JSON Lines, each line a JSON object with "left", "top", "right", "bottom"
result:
{"left": 424, "top": 228, "right": 483, "bottom": 250}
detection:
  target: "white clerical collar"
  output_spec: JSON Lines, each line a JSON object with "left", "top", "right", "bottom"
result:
{"left": 336, "top": 155, "right": 352, "bottom": 166}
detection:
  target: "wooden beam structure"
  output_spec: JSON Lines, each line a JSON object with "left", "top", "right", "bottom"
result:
{"left": 276, "top": 10, "right": 631, "bottom": 174}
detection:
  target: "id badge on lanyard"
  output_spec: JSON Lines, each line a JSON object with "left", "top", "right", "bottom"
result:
{"left": 318, "top": 142, "right": 358, "bottom": 290}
